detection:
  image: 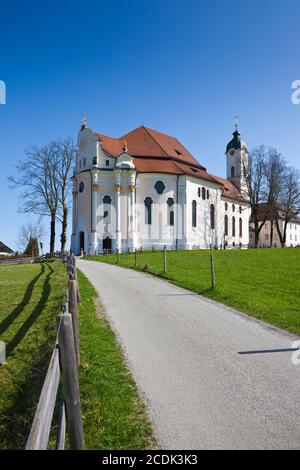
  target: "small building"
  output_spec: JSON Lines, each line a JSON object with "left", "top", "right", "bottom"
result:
{"left": 249, "top": 203, "right": 300, "bottom": 248}
{"left": 0, "top": 241, "right": 14, "bottom": 256}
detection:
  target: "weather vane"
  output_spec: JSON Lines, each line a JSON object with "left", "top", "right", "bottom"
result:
{"left": 234, "top": 115, "right": 240, "bottom": 131}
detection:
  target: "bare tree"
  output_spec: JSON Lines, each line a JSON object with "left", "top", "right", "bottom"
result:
{"left": 244, "top": 146, "right": 267, "bottom": 248}
{"left": 275, "top": 166, "right": 300, "bottom": 247}
{"left": 264, "top": 148, "right": 286, "bottom": 247}
{"left": 53, "top": 139, "right": 76, "bottom": 252}
{"left": 18, "top": 222, "right": 46, "bottom": 253}
{"left": 9, "top": 144, "right": 60, "bottom": 253}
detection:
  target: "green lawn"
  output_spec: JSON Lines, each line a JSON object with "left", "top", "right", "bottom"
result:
{"left": 0, "top": 261, "right": 67, "bottom": 450}
{"left": 77, "top": 270, "right": 156, "bottom": 449}
{"left": 86, "top": 248, "right": 300, "bottom": 336}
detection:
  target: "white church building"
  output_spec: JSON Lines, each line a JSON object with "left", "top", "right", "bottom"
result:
{"left": 71, "top": 119, "right": 251, "bottom": 254}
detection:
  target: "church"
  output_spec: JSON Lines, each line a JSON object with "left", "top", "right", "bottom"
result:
{"left": 71, "top": 119, "right": 251, "bottom": 254}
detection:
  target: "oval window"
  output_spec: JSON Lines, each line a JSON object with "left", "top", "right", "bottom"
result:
{"left": 154, "top": 181, "right": 165, "bottom": 195}
{"left": 79, "top": 182, "right": 84, "bottom": 193}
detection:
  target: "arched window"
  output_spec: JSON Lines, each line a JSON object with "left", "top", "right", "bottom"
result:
{"left": 207, "top": 189, "right": 210, "bottom": 199}
{"left": 231, "top": 166, "right": 235, "bottom": 177}
{"left": 225, "top": 202, "right": 228, "bottom": 211}
{"left": 105, "top": 159, "right": 109, "bottom": 167}
{"left": 239, "top": 205, "right": 242, "bottom": 214}
{"left": 210, "top": 204, "right": 215, "bottom": 230}
{"left": 144, "top": 197, "right": 153, "bottom": 225}
{"left": 232, "top": 204, "right": 235, "bottom": 212}
{"left": 167, "top": 198, "right": 174, "bottom": 226}
{"left": 225, "top": 215, "right": 228, "bottom": 236}
{"left": 202, "top": 187, "right": 206, "bottom": 200}
{"left": 198, "top": 187, "right": 201, "bottom": 197}
{"left": 83, "top": 157, "right": 86, "bottom": 166}
{"left": 103, "top": 195, "right": 112, "bottom": 222}
{"left": 79, "top": 181, "right": 84, "bottom": 193}
{"left": 232, "top": 216, "right": 236, "bottom": 237}
{"left": 239, "top": 217, "right": 243, "bottom": 237}
{"left": 192, "top": 200, "right": 197, "bottom": 227}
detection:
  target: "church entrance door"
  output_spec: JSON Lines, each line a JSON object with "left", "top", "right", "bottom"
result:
{"left": 80, "top": 231, "right": 85, "bottom": 251}
{"left": 102, "top": 236, "right": 112, "bottom": 252}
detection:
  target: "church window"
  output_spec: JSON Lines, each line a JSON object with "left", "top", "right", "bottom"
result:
{"left": 239, "top": 206, "right": 242, "bottom": 214}
{"left": 202, "top": 187, "right": 206, "bottom": 200}
{"left": 225, "top": 215, "right": 228, "bottom": 236}
{"left": 198, "top": 187, "right": 201, "bottom": 197}
{"left": 225, "top": 202, "right": 228, "bottom": 211}
{"left": 79, "top": 182, "right": 84, "bottom": 193}
{"left": 79, "top": 160, "right": 82, "bottom": 169}
{"left": 210, "top": 204, "right": 215, "bottom": 230}
{"left": 106, "top": 159, "right": 109, "bottom": 167}
{"left": 144, "top": 197, "right": 153, "bottom": 224}
{"left": 154, "top": 181, "right": 165, "bottom": 195}
{"left": 83, "top": 158, "right": 86, "bottom": 166}
{"left": 239, "top": 218, "right": 243, "bottom": 237}
{"left": 103, "top": 195, "right": 111, "bottom": 204}
{"left": 232, "top": 217, "right": 236, "bottom": 237}
{"left": 192, "top": 200, "right": 197, "bottom": 227}
{"left": 232, "top": 204, "right": 235, "bottom": 212}
{"left": 167, "top": 198, "right": 174, "bottom": 226}
{"left": 207, "top": 189, "right": 210, "bottom": 199}
{"left": 93, "top": 157, "right": 97, "bottom": 165}
{"left": 231, "top": 166, "right": 235, "bottom": 177}
{"left": 103, "top": 195, "right": 112, "bottom": 223}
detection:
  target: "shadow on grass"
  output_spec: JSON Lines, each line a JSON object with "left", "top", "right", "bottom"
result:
{"left": 0, "top": 263, "right": 58, "bottom": 449}
{"left": 6, "top": 263, "right": 54, "bottom": 357}
{"left": 0, "top": 334, "right": 57, "bottom": 449}
{"left": 0, "top": 263, "right": 45, "bottom": 337}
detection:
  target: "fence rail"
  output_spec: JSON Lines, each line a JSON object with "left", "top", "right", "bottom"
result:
{"left": 25, "top": 253, "right": 84, "bottom": 450}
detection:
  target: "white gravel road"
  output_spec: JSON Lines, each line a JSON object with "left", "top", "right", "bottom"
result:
{"left": 78, "top": 259, "right": 300, "bottom": 450}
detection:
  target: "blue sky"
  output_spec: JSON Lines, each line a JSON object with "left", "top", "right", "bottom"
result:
{"left": 0, "top": 0, "right": 299, "bottom": 251}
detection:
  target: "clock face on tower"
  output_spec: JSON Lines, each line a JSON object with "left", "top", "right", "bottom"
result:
{"left": 230, "top": 149, "right": 235, "bottom": 156}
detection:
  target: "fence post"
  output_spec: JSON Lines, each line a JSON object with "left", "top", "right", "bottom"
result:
{"left": 56, "top": 391, "right": 66, "bottom": 450}
{"left": 210, "top": 254, "right": 215, "bottom": 289}
{"left": 69, "top": 280, "right": 80, "bottom": 367}
{"left": 163, "top": 246, "right": 167, "bottom": 273}
{"left": 57, "top": 313, "right": 85, "bottom": 450}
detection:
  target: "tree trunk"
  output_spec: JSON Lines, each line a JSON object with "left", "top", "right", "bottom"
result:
{"left": 275, "top": 218, "right": 285, "bottom": 248}
{"left": 50, "top": 213, "right": 56, "bottom": 254}
{"left": 270, "top": 219, "right": 274, "bottom": 248}
{"left": 254, "top": 220, "right": 259, "bottom": 248}
{"left": 60, "top": 204, "right": 68, "bottom": 253}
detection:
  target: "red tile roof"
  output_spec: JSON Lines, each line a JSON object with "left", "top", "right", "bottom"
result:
{"left": 94, "top": 125, "right": 246, "bottom": 201}
{"left": 96, "top": 126, "right": 205, "bottom": 169}
{"left": 212, "top": 175, "right": 247, "bottom": 202}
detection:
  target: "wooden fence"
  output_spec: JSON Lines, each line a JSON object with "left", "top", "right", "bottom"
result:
{"left": 25, "top": 254, "right": 84, "bottom": 450}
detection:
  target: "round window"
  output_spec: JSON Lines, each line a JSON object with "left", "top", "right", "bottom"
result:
{"left": 79, "top": 182, "right": 84, "bottom": 193}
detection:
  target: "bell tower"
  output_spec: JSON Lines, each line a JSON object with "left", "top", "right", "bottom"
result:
{"left": 225, "top": 125, "right": 248, "bottom": 194}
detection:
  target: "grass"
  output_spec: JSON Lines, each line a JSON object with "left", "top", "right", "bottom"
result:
{"left": 77, "top": 269, "right": 156, "bottom": 450}
{"left": 86, "top": 248, "right": 300, "bottom": 336}
{"left": 0, "top": 261, "right": 67, "bottom": 450}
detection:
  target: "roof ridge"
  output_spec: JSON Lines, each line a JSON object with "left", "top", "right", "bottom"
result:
{"left": 140, "top": 126, "right": 170, "bottom": 157}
